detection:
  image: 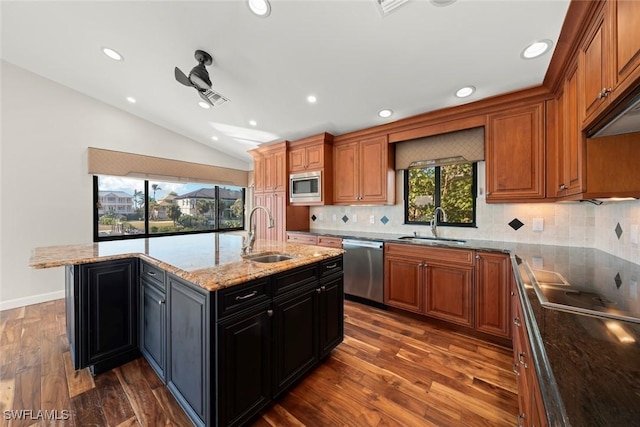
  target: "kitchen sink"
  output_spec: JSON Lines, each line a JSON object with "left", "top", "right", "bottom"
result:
{"left": 398, "top": 236, "right": 467, "bottom": 245}
{"left": 247, "top": 254, "right": 293, "bottom": 263}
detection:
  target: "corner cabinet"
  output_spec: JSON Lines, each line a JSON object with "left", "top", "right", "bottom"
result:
{"left": 486, "top": 102, "right": 546, "bottom": 202}
{"left": 333, "top": 135, "right": 395, "bottom": 205}
{"left": 65, "top": 259, "right": 139, "bottom": 374}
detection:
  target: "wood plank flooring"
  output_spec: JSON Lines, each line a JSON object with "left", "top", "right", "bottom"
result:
{"left": 0, "top": 299, "right": 518, "bottom": 426}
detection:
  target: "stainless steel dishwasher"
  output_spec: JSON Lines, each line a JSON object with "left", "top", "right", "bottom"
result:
{"left": 342, "top": 239, "right": 384, "bottom": 306}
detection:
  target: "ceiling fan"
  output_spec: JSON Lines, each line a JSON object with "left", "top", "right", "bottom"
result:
{"left": 174, "top": 50, "right": 229, "bottom": 107}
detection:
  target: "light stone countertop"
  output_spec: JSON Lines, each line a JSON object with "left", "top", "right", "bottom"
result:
{"left": 29, "top": 233, "right": 344, "bottom": 291}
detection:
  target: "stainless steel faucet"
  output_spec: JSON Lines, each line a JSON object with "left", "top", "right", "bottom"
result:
{"left": 431, "top": 206, "right": 447, "bottom": 238}
{"left": 242, "top": 205, "right": 275, "bottom": 255}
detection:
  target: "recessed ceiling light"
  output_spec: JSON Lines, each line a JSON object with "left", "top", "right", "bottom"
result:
{"left": 102, "top": 47, "right": 123, "bottom": 61}
{"left": 307, "top": 95, "right": 317, "bottom": 104}
{"left": 249, "top": 120, "right": 257, "bottom": 127}
{"left": 126, "top": 96, "right": 136, "bottom": 104}
{"left": 455, "top": 86, "right": 476, "bottom": 98}
{"left": 521, "top": 40, "right": 553, "bottom": 59}
{"left": 198, "top": 101, "right": 211, "bottom": 109}
{"left": 378, "top": 109, "right": 393, "bottom": 118}
{"left": 247, "top": 0, "right": 271, "bottom": 17}
{"left": 211, "top": 136, "right": 219, "bottom": 141}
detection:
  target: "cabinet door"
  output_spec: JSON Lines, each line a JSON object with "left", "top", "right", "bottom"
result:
{"left": 562, "top": 63, "right": 584, "bottom": 196}
{"left": 424, "top": 263, "right": 473, "bottom": 327}
{"left": 612, "top": 0, "right": 640, "bottom": 86}
{"left": 167, "top": 276, "right": 209, "bottom": 425}
{"left": 253, "top": 155, "right": 265, "bottom": 193}
{"left": 140, "top": 280, "right": 166, "bottom": 381}
{"left": 81, "top": 259, "right": 138, "bottom": 372}
{"left": 288, "top": 147, "right": 306, "bottom": 172}
{"left": 318, "top": 274, "right": 344, "bottom": 358}
{"left": 305, "top": 144, "right": 324, "bottom": 170}
{"left": 273, "top": 150, "right": 287, "bottom": 192}
{"left": 333, "top": 142, "right": 359, "bottom": 203}
{"left": 475, "top": 253, "right": 510, "bottom": 338}
{"left": 486, "top": 103, "right": 545, "bottom": 201}
{"left": 272, "top": 288, "right": 318, "bottom": 397}
{"left": 580, "top": 6, "right": 611, "bottom": 124}
{"left": 384, "top": 256, "right": 423, "bottom": 313}
{"left": 359, "top": 136, "right": 389, "bottom": 203}
{"left": 218, "top": 305, "right": 271, "bottom": 427}
{"left": 254, "top": 191, "right": 286, "bottom": 242}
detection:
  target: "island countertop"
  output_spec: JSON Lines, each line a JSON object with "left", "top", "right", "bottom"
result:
{"left": 29, "top": 233, "right": 344, "bottom": 291}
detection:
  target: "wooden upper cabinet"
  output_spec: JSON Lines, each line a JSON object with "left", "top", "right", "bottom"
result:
{"left": 253, "top": 154, "right": 265, "bottom": 193}
{"left": 486, "top": 102, "right": 545, "bottom": 202}
{"left": 264, "top": 149, "right": 287, "bottom": 192}
{"left": 580, "top": 4, "right": 612, "bottom": 125}
{"left": 288, "top": 133, "right": 334, "bottom": 205}
{"left": 611, "top": 0, "right": 640, "bottom": 91}
{"left": 333, "top": 135, "right": 394, "bottom": 205}
{"left": 289, "top": 144, "right": 324, "bottom": 172}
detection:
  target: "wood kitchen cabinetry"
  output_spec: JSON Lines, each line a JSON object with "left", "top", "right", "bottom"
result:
{"left": 385, "top": 243, "right": 512, "bottom": 340}
{"left": 485, "top": 102, "right": 546, "bottom": 202}
{"left": 285, "top": 231, "right": 343, "bottom": 249}
{"left": 288, "top": 133, "right": 334, "bottom": 205}
{"left": 512, "top": 276, "right": 547, "bottom": 427}
{"left": 250, "top": 143, "right": 308, "bottom": 242}
{"left": 65, "top": 259, "right": 139, "bottom": 374}
{"left": 333, "top": 135, "right": 395, "bottom": 205}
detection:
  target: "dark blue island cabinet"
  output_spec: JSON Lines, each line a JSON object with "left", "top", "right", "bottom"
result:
{"left": 65, "top": 258, "right": 139, "bottom": 375}
{"left": 139, "top": 255, "right": 344, "bottom": 427}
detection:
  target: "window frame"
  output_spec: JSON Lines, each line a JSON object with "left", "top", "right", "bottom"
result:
{"left": 403, "top": 162, "right": 478, "bottom": 228}
{"left": 93, "top": 175, "right": 245, "bottom": 242}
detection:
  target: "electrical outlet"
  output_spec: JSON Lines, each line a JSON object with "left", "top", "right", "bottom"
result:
{"left": 353, "top": 214, "right": 358, "bottom": 223}
{"left": 332, "top": 214, "right": 337, "bottom": 222}
{"left": 318, "top": 213, "right": 324, "bottom": 221}
{"left": 369, "top": 215, "right": 375, "bottom": 224}
{"left": 631, "top": 224, "right": 639, "bottom": 245}
{"left": 532, "top": 218, "right": 544, "bottom": 232}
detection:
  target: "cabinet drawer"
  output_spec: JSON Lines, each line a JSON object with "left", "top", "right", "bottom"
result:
{"left": 385, "top": 243, "right": 474, "bottom": 265}
{"left": 317, "top": 236, "right": 342, "bottom": 248}
{"left": 273, "top": 264, "right": 318, "bottom": 297}
{"left": 286, "top": 232, "right": 318, "bottom": 245}
{"left": 140, "top": 261, "right": 166, "bottom": 290}
{"left": 216, "top": 279, "right": 270, "bottom": 320}
{"left": 320, "top": 257, "right": 343, "bottom": 277}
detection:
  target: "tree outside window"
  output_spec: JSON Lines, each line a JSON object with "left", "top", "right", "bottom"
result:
{"left": 405, "top": 163, "right": 476, "bottom": 226}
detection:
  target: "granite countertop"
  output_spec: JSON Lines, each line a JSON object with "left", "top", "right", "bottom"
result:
{"left": 299, "top": 228, "right": 640, "bottom": 426}
{"left": 29, "top": 233, "right": 344, "bottom": 292}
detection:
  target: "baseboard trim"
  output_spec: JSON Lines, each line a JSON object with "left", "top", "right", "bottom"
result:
{"left": 0, "top": 290, "right": 65, "bottom": 311}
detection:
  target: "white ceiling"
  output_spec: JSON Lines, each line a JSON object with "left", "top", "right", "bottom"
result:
{"left": 0, "top": 0, "right": 570, "bottom": 167}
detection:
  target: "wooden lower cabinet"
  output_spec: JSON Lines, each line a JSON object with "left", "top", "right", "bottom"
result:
{"left": 384, "top": 243, "right": 511, "bottom": 339}
{"left": 512, "top": 276, "right": 547, "bottom": 427}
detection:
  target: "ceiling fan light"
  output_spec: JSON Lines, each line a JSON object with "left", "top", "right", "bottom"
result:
{"left": 521, "top": 40, "right": 553, "bottom": 59}
{"left": 247, "top": 0, "right": 271, "bottom": 17}
{"left": 126, "top": 96, "right": 136, "bottom": 104}
{"left": 189, "top": 63, "right": 212, "bottom": 89}
{"left": 198, "top": 101, "right": 211, "bottom": 109}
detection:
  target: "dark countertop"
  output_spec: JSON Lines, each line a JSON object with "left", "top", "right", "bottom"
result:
{"left": 298, "top": 228, "right": 640, "bottom": 426}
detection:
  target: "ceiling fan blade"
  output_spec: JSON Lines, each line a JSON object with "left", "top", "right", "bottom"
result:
{"left": 174, "top": 67, "right": 193, "bottom": 87}
{"left": 198, "top": 91, "right": 215, "bottom": 107}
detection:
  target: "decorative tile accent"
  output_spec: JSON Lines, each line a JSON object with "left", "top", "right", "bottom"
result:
{"left": 342, "top": 215, "right": 349, "bottom": 223}
{"left": 615, "top": 273, "right": 622, "bottom": 289}
{"left": 615, "top": 223, "right": 623, "bottom": 239}
{"left": 380, "top": 216, "right": 389, "bottom": 225}
{"left": 311, "top": 214, "right": 317, "bottom": 222}
{"left": 508, "top": 218, "right": 524, "bottom": 231}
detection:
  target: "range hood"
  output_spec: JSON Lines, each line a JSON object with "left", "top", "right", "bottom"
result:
{"left": 591, "top": 92, "right": 640, "bottom": 137}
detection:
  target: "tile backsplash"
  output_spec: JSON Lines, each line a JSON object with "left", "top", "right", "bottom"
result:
{"left": 310, "top": 198, "right": 640, "bottom": 264}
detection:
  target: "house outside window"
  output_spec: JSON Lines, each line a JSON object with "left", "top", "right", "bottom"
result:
{"left": 94, "top": 176, "right": 245, "bottom": 241}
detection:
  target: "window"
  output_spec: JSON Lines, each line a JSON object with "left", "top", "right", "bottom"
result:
{"left": 94, "top": 175, "right": 245, "bottom": 241}
{"left": 404, "top": 163, "right": 477, "bottom": 226}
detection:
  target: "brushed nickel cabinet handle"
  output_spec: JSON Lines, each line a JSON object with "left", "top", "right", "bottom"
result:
{"left": 513, "top": 317, "right": 521, "bottom": 327}
{"left": 325, "top": 263, "right": 338, "bottom": 269}
{"left": 147, "top": 271, "right": 157, "bottom": 276}
{"left": 512, "top": 364, "right": 520, "bottom": 376}
{"left": 518, "top": 352, "right": 528, "bottom": 368}
{"left": 235, "top": 290, "right": 258, "bottom": 301}
{"left": 158, "top": 299, "right": 165, "bottom": 305}
{"left": 267, "top": 309, "right": 273, "bottom": 317}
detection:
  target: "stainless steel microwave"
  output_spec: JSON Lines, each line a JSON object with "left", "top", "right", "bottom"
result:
{"left": 290, "top": 171, "right": 321, "bottom": 203}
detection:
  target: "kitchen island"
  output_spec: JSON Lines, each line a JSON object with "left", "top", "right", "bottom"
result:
{"left": 30, "top": 233, "right": 345, "bottom": 427}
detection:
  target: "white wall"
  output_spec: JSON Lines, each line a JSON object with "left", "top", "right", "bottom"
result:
{"left": 0, "top": 60, "right": 250, "bottom": 309}
{"left": 310, "top": 169, "right": 640, "bottom": 264}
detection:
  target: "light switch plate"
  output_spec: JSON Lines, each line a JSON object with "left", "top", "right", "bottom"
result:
{"left": 631, "top": 224, "right": 639, "bottom": 245}
{"left": 369, "top": 215, "right": 375, "bottom": 224}
{"left": 353, "top": 214, "right": 358, "bottom": 223}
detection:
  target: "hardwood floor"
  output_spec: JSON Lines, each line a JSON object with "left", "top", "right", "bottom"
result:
{"left": 0, "top": 299, "right": 518, "bottom": 427}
